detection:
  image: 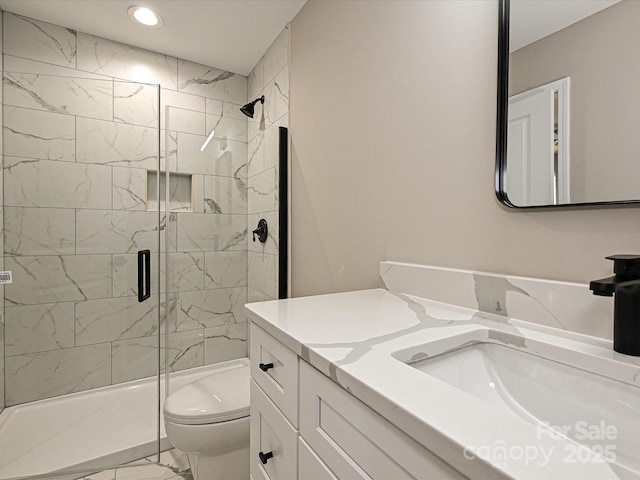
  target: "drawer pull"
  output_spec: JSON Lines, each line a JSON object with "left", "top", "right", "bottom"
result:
{"left": 259, "top": 451, "right": 274, "bottom": 464}
{"left": 259, "top": 362, "right": 274, "bottom": 372}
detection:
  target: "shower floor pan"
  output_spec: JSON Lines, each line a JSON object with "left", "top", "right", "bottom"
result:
{"left": 0, "top": 358, "right": 248, "bottom": 480}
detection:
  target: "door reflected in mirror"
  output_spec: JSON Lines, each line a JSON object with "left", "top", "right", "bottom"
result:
{"left": 497, "top": 0, "right": 640, "bottom": 208}
{"left": 508, "top": 77, "right": 570, "bottom": 205}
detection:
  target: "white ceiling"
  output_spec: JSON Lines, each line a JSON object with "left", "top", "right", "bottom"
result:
{"left": 0, "top": 0, "right": 306, "bottom": 75}
{"left": 510, "top": 0, "right": 622, "bottom": 52}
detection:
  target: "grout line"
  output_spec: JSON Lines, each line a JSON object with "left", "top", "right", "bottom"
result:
{"left": 73, "top": 300, "right": 77, "bottom": 347}
{"left": 74, "top": 208, "right": 77, "bottom": 256}
{"left": 74, "top": 114, "right": 77, "bottom": 162}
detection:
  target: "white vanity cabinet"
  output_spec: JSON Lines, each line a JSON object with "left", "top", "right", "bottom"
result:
{"left": 249, "top": 323, "right": 466, "bottom": 480}
{"left": 250, "top": 324, "right": 299, "bottom": 480}
{"left": 250, "top": 380, "right": 298, "bottom": 480}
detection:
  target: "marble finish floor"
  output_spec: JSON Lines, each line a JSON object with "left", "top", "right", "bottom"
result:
{"left": 80, "top": 450, "right": 191, "bottom": 480}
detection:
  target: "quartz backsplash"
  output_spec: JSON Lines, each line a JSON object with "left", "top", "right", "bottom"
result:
{"left": 380, "top": 261, "right": 614, "bottom": 341}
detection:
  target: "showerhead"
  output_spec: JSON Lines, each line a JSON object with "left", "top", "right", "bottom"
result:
{"left": 240, "top": 95, "right": 265, "bottom": 118}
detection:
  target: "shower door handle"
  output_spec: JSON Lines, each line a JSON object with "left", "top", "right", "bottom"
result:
{"left": 138, "top": 249, "right": 151, "bottom": 302}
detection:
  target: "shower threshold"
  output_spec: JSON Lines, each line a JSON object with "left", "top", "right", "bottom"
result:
{"left": 0, "top": 358, "right": 248, "bottom": 480}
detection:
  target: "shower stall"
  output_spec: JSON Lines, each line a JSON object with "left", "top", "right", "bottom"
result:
{"left": 0, "top": 11, "right": 289, "bottom": 480}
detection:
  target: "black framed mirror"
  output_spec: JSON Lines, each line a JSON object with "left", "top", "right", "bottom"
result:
{"left": 496, "top": 0, "right": 640, "bottom": 209}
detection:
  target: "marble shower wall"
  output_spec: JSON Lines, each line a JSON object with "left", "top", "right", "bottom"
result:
{"left": 1, "top": 12, "right": 249, "bottom": 406}
{"left": 247, "top": 26, "right": 289, "bottom": 302}
{"left": 0, "top": 16, "right": 4, "bottom": 414}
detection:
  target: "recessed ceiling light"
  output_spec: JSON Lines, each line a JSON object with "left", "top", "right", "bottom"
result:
{"left": 128, "top": 5, "right": 163, "bottom": 27}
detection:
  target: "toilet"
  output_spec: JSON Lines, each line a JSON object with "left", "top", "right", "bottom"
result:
{"left": 163, "top": 359, "right": 250, "bottom": 480}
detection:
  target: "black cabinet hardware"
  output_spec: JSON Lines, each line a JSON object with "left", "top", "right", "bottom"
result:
{"left": 259, "top": 451, "right": 274, "bottom": 465}
{"left": 259, "top": 362, "right": 274, "bottom": 372}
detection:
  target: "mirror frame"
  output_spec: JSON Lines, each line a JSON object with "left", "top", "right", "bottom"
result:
{"left": 495, "top": 0, "right": 640, "bottom": 209}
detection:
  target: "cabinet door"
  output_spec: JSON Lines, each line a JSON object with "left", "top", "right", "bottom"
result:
{"left": 250, "top": 380, "right": 298, "bottom": 480}
{"left": 299, "top": 438, "right": 338, "bottom": 480}
{"left": 299, "top": 362, "right": 467, "bottom": 480}
{"left": 250, "top": 324, "right": 299, "bottom": 427}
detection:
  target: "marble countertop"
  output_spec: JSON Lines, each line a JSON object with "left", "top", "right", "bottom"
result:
{"left": 245, "top": 288, "right": 639, "bottom": 480}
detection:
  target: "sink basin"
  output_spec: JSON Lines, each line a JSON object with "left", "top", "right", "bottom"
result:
{"left": 398, "top": 335, "right": 640, "bottom": 475}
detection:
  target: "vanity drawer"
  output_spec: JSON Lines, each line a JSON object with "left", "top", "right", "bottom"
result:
{"left": 250, "top": 380, "right": 298, "bottom": 480}
{"left": 299, "top": 437, "right": 338, "bottom": 480}
{"left": 299, "top": 361, "right": 466, "bottom": 480}
{"left": 250, "top": 324, "right": 299, "bottom": 427}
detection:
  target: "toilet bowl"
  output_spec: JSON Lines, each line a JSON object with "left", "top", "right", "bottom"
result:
{"left": 163, "top": 359, "right": 250, "bottom": 480}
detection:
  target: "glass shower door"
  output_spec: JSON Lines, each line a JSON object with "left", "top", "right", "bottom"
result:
{"left": 0, "top": 71, "right": 162, "bottom": 479}
{"left": 162, "top": 105, "right": 249, "bottom": 398}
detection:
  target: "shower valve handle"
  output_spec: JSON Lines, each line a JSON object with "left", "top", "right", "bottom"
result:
{"left": 252, "top": 218, "right": 268, "bottom": 243}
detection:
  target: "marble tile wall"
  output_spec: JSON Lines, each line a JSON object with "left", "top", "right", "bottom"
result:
{"left": 1, "top": 12, "right": 251, "bottom": 406}
{"left": 0, "top": 15, "right": 4, "bottom": 414}
{"left": 247, "top": 26, "right": 289, "bottom": 303}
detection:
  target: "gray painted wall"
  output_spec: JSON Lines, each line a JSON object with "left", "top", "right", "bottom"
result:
{"left": 289, "top": 0, "right": 640, "bottom": 297}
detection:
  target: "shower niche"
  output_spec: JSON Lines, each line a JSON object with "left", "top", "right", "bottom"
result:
{"left": 147, "top": 171, "right": 193, "bottom": 212}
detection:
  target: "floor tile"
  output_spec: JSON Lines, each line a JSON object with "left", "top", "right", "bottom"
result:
{"left": 79, "top": 449, "right": 192, "bottom": 480}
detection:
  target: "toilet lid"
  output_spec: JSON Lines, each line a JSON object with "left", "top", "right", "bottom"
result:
{"left": 163, "top": 365, "right": 250, "bottom": 425}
